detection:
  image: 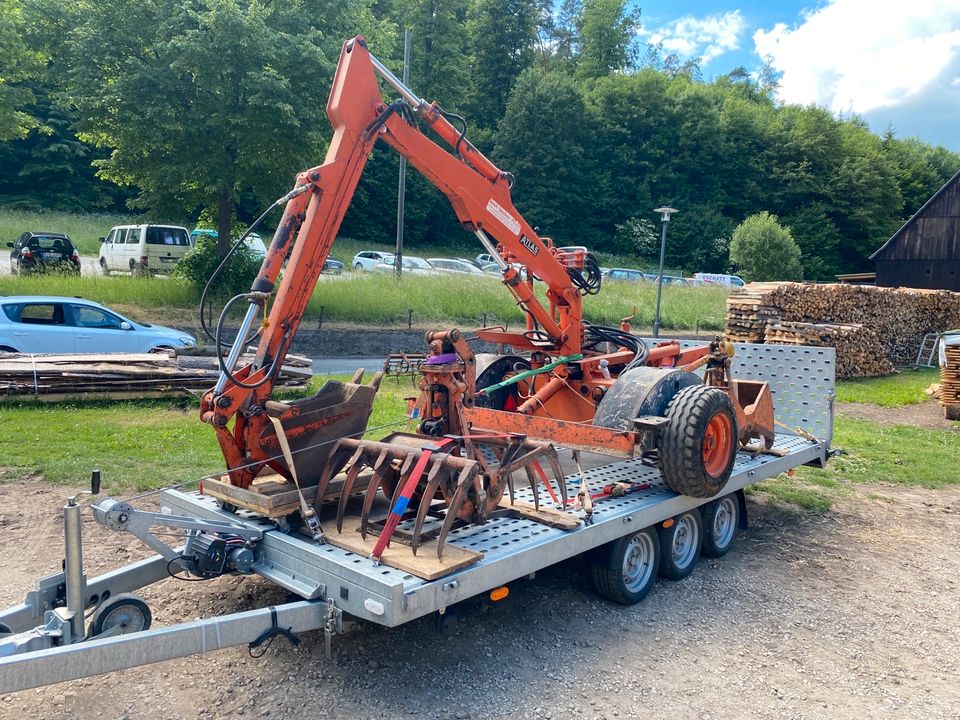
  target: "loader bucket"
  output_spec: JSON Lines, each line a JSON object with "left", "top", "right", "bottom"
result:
{"left": 729, "top": 379, "right": 775, "bottom": 448}
{"left": 256, "top": 370, "right": 383, "bottom": 483}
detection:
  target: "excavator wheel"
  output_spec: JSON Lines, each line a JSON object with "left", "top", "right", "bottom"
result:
{"left": 659, "top": 385, "right": 737, "bottom": 498}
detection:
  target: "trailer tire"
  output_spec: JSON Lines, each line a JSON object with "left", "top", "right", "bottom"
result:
{"left": 657, "top": 511, "right": 702, "bottom": 581}
{"left": 0, "top": 622, "right": 11, "bottom": 635}
{"left": 660, "top": 385, "right": 737, "bottom": 498}
{"left": 90, "top": 593, "right": 152, "bottom": 637}
{"left": 591, "top": 527, "right": 660, "bottom": 604}
{"left": 700, "top": 494, "right": 739, "bottom": 558}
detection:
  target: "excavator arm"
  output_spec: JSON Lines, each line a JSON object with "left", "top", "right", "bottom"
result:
{"left": 201, "top": 36, "right": 587, "bottom": 487}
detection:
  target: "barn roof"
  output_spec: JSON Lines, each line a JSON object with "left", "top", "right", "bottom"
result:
{"left": 869, "top": 168, "right": 960, "bottom": 260}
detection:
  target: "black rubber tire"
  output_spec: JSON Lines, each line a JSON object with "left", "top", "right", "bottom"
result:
{"left": 0, "top": 346, "right": 18, "bottom": 353}
{"left": 700, "top": 494, "right": 740, "bottom": 558}
{"left": 0, "top": 622, "right": 12, "bottom": 634}
{"left": 657, "top": 511, "right": 703, "bottom": 581}
{"left": 353, "top": 263, "right": 363, "bottom": 272}
{"left": 659, "top": 385, "right": 738, "bottom": 498}
{"left": 99, "top": 257, "right": 110, "bottom": 276}
{"left": 89, "top": 593, "right": 152, "bottom": 637}
{"left": 591, "top": 527, "right": 661, "bottom": 604}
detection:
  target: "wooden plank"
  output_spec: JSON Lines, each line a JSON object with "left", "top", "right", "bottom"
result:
{"left": 320, "top": 516, "right": 482, "bottom": 580}
{"left": 203, "top": 473, "right": 371, "bottom": 518}
{"left": 497, "top": 498, "right": 580, "bottom": 530}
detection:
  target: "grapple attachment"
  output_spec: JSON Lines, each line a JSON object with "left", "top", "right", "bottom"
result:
{"left": 315, "top": 432, "right": 567, "bottom": 559}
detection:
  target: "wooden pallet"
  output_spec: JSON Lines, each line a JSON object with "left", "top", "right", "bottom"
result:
{"left": 320, "top": 515, "right": 482, "bottom": 580}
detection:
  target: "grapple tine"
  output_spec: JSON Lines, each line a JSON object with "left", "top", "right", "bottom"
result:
{"left": 524, "top": 464, "right": 540, "bottom": 511}
{"left": 314, "top": 443, "right": 351, "bottom": 514}
{"left": 437, "top": 464, "right": 476, "bottom": 560}
{"left": 390, "top": 452, "right": 417, "bottom": 510}
{"left": 545, "top": 450, "right": 568, "bottom": 510}
{"left": 350, "top": 367, "right": 365, "bottom": 384}
{"left": 335, "top": 447, "right": 367, "bottom": 533}
{"left": 411, "top": 457, "right": 447, "bottom": 555}
{"left": 506, "top": 470, "right": 515, "bottom": 506}
{"left": 370, "top": 370, "right": 384, "bottom": 391}
{"left": 360, "top": 450, "right": 390, "bottom": 539}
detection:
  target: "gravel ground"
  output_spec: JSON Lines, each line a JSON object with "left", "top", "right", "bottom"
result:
{"left": 1, "top": 479, "right": 958, "bottom": 720}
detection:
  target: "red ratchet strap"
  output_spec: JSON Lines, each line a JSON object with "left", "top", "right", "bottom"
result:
{"left": 371, "top": 437, "right": 455, "bottom": 563}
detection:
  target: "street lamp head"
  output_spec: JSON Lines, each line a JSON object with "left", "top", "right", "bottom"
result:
{"left": 653, "top": 207, "right": 678, "bottom": 223}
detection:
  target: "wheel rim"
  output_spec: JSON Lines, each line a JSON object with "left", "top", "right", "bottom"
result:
{"left": 622, "top": 533, "right": 656, "bottom": 592}
{"left": 100, "top": 603, "right": 148, "bottom": 634}
{"left": 672, "top": 515, "right": 698, "bottom": 568}
{"left": 702, "top": 411, "right": 733, "bottom": 477}
{"left": 713, "top": 497, "right": 737, "bottom": 549}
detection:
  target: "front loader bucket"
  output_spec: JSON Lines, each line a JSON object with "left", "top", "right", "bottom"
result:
{"left": 730, "top": 379, "right": 775, "bottom": 447}
{"left": 256, "top": 370, "right": 383, "bottom": 483}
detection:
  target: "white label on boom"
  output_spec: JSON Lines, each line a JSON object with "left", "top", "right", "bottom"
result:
{"left": 486, "top": 199, "right": 521, "bottom": 236}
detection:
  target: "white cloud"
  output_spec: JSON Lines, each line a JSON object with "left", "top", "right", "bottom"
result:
{"left": 754, "top": 1, "right": 960, "bottom": 116}
{"left": 640, "top": 11, "right": 748, "bottom": 65}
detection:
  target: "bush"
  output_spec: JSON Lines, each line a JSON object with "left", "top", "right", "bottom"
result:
{"left": 729, "top": 212, "right": 802, "bottom": 281}
{"left": 173, "top": 235, "right": 260, "bottom": 297}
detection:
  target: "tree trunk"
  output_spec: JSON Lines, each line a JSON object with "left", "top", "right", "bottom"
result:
{"left": 217, "top": 188, "right": 232, "bottom": 259}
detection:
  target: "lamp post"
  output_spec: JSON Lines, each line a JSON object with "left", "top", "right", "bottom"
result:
{"left": 395, "top": 28, "right": 411, "bottom": 280}
{"left": 652, "top": 206, "right": 678, "bottom": 338}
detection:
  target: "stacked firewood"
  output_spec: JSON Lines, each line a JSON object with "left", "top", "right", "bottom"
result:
{"left": 0, "top": 349, "right": 312, "bottom": 399}
{"left": 941, "top": 344, "right": 960, "bottom": 420}
{"left": 764, "top": 320, "right": 895, "bottom": 378}
{"left": 725, "top": 283, "right": 960, "bottom": 378}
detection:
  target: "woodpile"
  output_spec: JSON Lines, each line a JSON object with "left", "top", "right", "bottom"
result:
{"left": 764, "top": 320, "right": 895, "bottom": 378}
{"left": 940, "top": 344, "right": 960, "bottom": 420}
{"left": 725, "top": 283, "right": 960, "bottom": 378}
{"left": 0, "top": 349, "right": 312, "bottom": 400}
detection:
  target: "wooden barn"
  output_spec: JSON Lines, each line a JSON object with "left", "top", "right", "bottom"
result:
{"left": 870, "top": 169, "right": 960, "bottom": 291}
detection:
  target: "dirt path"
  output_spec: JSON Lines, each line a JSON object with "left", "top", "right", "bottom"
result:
{"left": 837, "top": 399, "right": 959, "bottom": 431}
{"left": 2, "top": 480, "right": 959, "bottom": 720}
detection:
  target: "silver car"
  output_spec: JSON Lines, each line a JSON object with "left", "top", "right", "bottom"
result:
{"left": 0, "top": 296, "right": 196, "bottom": 354}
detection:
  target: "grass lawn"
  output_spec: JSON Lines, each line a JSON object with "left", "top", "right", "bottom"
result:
{"left": 747, "top": 371, "right": 959, "bottom": 511}
{"left": 0, "top": 376, "right": 411, "bottom": 493}
{"left": 0, "top": 267, "right": 729, "bottom": 331}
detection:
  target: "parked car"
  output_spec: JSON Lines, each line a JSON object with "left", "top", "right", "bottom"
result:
{"left": 480, "top": 261, "right": 531, "bottom": 281}
{"left": 323, "top": 258, "right": 344, "bottom": 274}
{"left": 456, "top": 257, "right": 481, "bottom": 268}
{"left": 693, "top": 272, "right": 745, "bottom": 287}
{"left": 99, "top": 224, "right": 191, "bottom": 276}
{"left": 605, "top": 268, "right": 646, "bottom": 282}
{"left": 426, "top": 258, "right": 485, "bottom": 275}
{"left": 7, "top": 232, "right": 81, "bottom": 275}
{"left": 0, "top": 296, "right": 196, "bottom": 354}
{"left": 190, "top": 229, "right": 268, "bottom": 258}
{"left": 373, "top": 255, "right": 435, "bottom": 275}
{"left": 476, "top": 253, "right": 496, "bottom": 267}
{"left": 352, "top": 251, "right": 393, "bottom": 271}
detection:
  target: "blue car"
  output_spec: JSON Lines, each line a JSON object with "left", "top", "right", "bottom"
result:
{"left": 0, "top": 296, "right": 196, "bottom": 354}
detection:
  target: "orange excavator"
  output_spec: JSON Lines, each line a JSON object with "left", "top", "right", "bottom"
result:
{"left": 199, "top": 36, "right": 774, "bottom": 555}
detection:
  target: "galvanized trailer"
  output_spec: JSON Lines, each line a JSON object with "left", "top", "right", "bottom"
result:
{"left": 0, "top": 344, "right": 835, "bottom": 693}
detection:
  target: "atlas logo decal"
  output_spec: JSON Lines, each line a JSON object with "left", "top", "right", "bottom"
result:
{"left": 519, "top": 234, "right": 539, "bottom": 256}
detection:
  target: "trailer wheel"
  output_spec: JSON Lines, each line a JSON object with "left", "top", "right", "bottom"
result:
{"left": 90, "top": 593, "right": 152, "bottom": 637}
{"left": 700, "top": 494, "right": 739, "bottom": 558}
{"left": 660, "top": 385, "right": 737, "bottom": 498}
{"left": 0, "top": 622, "right": 11, "bottom": 635}
{"left": 591, "top": 527, "right": 660, "bottom": 604}
{"left": 657, "top": 511, "right": 702, "bottom": 581}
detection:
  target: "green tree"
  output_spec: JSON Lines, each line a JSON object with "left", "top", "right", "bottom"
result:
{"left": 29, "top": 0, "right": 366, "bottom": 256}
{"left": 493, "top": 69, "right": 603, "bottom": 244}
{"left": 466, "top": 0, "right": 542, "bottom": 130}
{"left": 729, "top": 211, "right": 801, "bottom": 281}
{"left": 576, "top": 0, "right": 641, "bottom": 78}
{"left": 0, "top": 0, "right": 42, "bottom": 140}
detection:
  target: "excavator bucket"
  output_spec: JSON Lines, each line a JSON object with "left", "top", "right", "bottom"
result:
{"left": 314, "top": 432, "right": 567, "bottom": 559}
{"left": 256, "top": 369, "right": 383, "bottom": 482}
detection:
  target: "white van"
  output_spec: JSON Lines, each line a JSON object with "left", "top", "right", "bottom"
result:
{"left": 693, "top": 272, "right": 745, "bottom": 288}
{"left": 98, "top": 224, "right": 191, "bottom": 276}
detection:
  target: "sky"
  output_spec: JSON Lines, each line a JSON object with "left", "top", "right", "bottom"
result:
{"left": 635, "top": 0, "right": 960, "bottom": 151}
